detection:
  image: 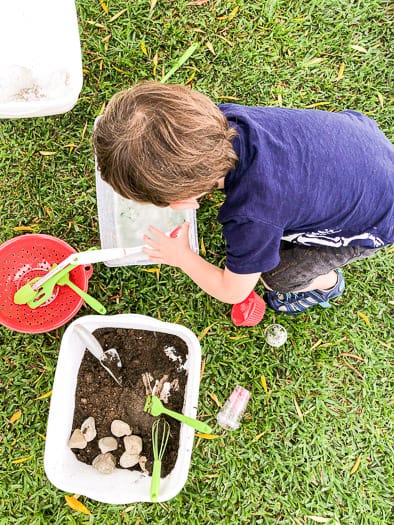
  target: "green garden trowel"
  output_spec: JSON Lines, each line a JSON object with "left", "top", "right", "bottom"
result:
{"left": 144, "top": 395, "right": 212, "bottom": 434}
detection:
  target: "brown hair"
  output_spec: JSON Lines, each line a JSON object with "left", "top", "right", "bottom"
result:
{"left": 93, "top": 81, "right": 238, "bottom": 206}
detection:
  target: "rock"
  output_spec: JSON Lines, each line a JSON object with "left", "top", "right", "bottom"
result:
{"left": 92, "top": 453, "right": 116, "bottom": 474}
{"left": 68, "top": 428, "right": 87, "bottom": 449}
{"left": 81, "top": 416, "right": 96, "bottom": 442}
{"left": 98, "top": 436, "right": 118, "bottom": 454}
{"left": 119, "top": 451, "right": 140, "bottom": 468}
{"left": 124, "top": 435, "right": 143, "bottom": 455}
{"left": 111, "top": 419, "right": 132, "bottom": 437}
{"left": 139, "top": 455, "right": 149, "bottom": 474}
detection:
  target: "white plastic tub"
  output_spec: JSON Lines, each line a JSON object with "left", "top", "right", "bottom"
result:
{"left": 95, "top": 131, "right": 199, "bottom": 267}
{"left": 44, "top": 314, "right": 202, "bottom": 504}
{"left": 0, "top": 0, "right": 83, "bottom": 118}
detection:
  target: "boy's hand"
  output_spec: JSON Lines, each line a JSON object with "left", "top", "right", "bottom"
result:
{"left": 143, "top": 222, "right": 192, "bottom": 267}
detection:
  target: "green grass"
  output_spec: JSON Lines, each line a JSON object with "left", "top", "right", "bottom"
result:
{"left": 0, "top": 0, "right": 393, "bottom": 523}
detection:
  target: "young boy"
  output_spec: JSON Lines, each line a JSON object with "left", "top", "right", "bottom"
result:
{"left": 93, "top": 81, "right": 394, "bottom": 315}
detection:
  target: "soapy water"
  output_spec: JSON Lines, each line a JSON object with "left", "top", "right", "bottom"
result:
{"left": 115, "top": 194, "right": 188, "bottom": 247}
{"left": 264, "top": 324, "right": 288, "bottom": 347}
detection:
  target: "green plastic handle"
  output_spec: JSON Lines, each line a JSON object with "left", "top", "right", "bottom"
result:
{"left": 63, "top": 279, "right": 106, "bottom": 315}
{"left": 150, "top": 460, "right": 162, "bottom": 502}
{"left": 160, "top": 406, "right": 212, "bottom": 434}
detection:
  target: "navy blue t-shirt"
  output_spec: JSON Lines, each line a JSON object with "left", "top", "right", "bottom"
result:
{"left": 217, "top": 104, "right": 394, "bottom": 274}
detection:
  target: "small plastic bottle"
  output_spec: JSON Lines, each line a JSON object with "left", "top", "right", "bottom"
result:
{"left": 216, "top": 385, "right": 251, "bottom": 430}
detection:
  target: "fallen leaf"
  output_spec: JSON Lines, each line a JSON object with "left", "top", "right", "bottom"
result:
{"left": 81, "top": 122, "right": 88, "bottom": 140}
{"left": 150, "top": 0, "right": 158, "bottom": 11}
{"left": 357, "top": 311, "right": 370, "bottom": 326}
{"left": 185, "top": 68, "right": 197, "bottom": 84}
{"left": 98, "top": 102, "right": 106, "bottom": 115}
{"left": 100, "top": 0, "right": 108, "bottom": 13}
{"left": 254, "top": 431, "right": 266, "bottom": 440}
{"left": 208, "top": 392, "right": 222, "bottom": 407}
{"left": 260, "top": 375, "right": 268, "bottom": 394}
{"left": 13, "top": 226, "right": 35, "bottom": 232}
{"left": 304, "top": 102, "right": 330, "bottom": 109}
{"left": 303, "top": 57, "right": 326, "bottom": 67}
{"left": 343, "top": 358, "right": 363, "bottom": 379}
{"left": 141, "top": 41, "right": 148, "bottom": 56}
{"left": 35, "top": 390, "right": 52, "bottom": 400}
{"left": 205, "top": 41, "right": 216, "bottom": 55}
{"left": 350, "top": 454, "right": 362, "bottom": 475}
{"left": 152, "top": 52, "right": 159, "bottom": 76}
{"left": 39, "top": 151, "right": 56, "bottom": 156}
{"left": 336, "top": 62, "right": 345, "bottom": 81}
{"left": 109, "top": 8, "right": 127, "bottom": 23}
{"left": 350, "top": 44, "right": 368, "bottom": 53}
{"left": 339, "top": 352, "right": 365, "bottom": 362}
{"left": 195, "top": 433, "right": 220, "bottom": 439}
{"left": 228, "top": 6, "right": 239, "bottom": 20}
{"left": 187, "top": 0, "right": 210, "bottom": 5}
{"left": 200, "top": 357, "right": 206, "bottom": 381}
{"left": 198, "top": 323, "right": 215, "bottom": 340}
{"left": 377, "top": 92, "right": 384, "bottom": 108}
{"left": 310, "top": 339, "right": 323, "bottom": 350}
{"left": 9, "top": 410, "right": 22, "bottom": 424}
{"left": 217, "top": 95, "right": 240, "bottom": 100}
{"left": 65, "top": 495, "right": 91, "bottom": 515}
{"left": 12, "top": 454, "right": 34, "bottom": 464}
{"left": 200, "top": 237, "right": 206, "bottom": 256}
{"left": 293, "top": 398, "right": 304, "bottom": 421}
{"left": 86, "top": 20, "right": 108, "bottom": 30}
{"left": 142, "top": 267, "right": 160, "bottom": 279}
{"left": 306, "top": 517, "right": 331, "bottom": 523}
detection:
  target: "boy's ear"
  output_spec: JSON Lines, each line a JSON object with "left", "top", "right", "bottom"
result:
{"left": 169, "top": 197, "right": 200, "bottom": 210}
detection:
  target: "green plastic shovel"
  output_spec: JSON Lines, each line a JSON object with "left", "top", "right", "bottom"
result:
{"left": 57, "top": 273, "right": 106, "bottom": 314}
{"left": 144, "top": 395, "right": 212, "bottom": 434}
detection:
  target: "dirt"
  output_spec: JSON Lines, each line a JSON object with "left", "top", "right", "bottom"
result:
{"left": 70, "top": 327, "right": 188, "bottom": 477}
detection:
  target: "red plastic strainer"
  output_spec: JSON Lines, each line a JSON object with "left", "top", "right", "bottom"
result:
{"left": 0, "top": 234, "right": 93, "bottom": 334}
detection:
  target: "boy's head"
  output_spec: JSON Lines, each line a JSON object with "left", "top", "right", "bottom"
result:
{"left": 93, "top": 81, "right": 238, "bottom": 207}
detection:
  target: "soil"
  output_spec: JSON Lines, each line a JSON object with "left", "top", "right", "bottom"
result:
{"left": 70, "top": 327, "right": 188, "bottom": 477}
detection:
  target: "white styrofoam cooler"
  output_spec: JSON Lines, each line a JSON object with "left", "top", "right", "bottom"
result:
{"left": 0, "top": 0, "right": 83, "bottom": 118}
{"left": 44, "top": 314, "right": 202, "bottom": 504}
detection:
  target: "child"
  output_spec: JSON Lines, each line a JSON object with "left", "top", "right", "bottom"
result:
{"left": 93, "top": 81, "right": 394, "bottom": 316}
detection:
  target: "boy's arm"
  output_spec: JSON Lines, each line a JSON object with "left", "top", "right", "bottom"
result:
{"left": 143, "top": 223, "right": 261, "bottom": 304}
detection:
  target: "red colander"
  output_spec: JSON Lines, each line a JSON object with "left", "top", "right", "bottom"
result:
{"left": 0, "top": 234, "right": 93, "bottom": 334}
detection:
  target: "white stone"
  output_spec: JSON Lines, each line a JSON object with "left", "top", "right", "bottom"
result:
{"left": 92, "top": 453, "right": 116, "bottom": 474}
{"left": 111, "top": 419, "right": 132, "bottom": 437}
{"left": 139, "top": 455, "right": 149, "bottom": 474}
{"left": 124, "top": 435, "right": 143, "bottom": 455}
{"left": 119, "top": 452, "right": 140, "bottom": 468}
{"left": 81, "top": 416, "right": 96, "bottom": 442}
{"left": 68, "top": 428, "right": 87, "bottom": 449}
{"left": 98, "top": 436, "right": 118, "bottom": 454}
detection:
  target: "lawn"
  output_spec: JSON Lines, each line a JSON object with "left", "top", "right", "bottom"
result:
{"left": 0, "top": 0, "right": 393, "bottom": 523}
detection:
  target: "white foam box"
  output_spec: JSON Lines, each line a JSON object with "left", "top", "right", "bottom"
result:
{"left": 0, "top": 0, "right": 83, "bottom": 118}
{"left": 44, "top": 314, "right": 202, "bottom": 503}
{"left": 95, "top": 161, "right": 199, "bottom": 267}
